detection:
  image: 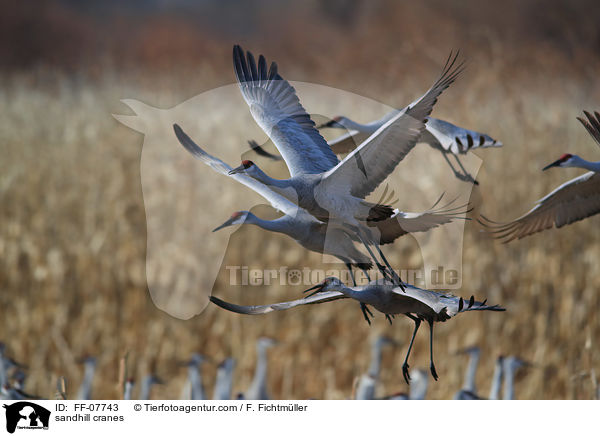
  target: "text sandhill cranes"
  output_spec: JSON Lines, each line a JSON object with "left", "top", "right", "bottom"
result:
{"left": 226, "top": 45, "right": 464, "bottom": 284}
{"left": 210, "top": 277, "right": 504, "bottom": 383}
{"left": 174, "top": 124, "right": 468, "bottom": 324}
{"left": 481, "top": 111, "right": 600, "bottom": 242}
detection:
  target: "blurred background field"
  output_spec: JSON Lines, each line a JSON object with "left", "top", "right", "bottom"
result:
{"left": 1, "top": 0, "right": 600, "bottom": 400}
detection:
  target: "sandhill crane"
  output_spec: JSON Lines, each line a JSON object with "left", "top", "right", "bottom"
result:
{"left": 489, "top": 356, "right": 504, "bottom": 400}
{"left": 76, "top": 356, "right": 97, "bottom": 400}
{"left": 355, "top": 335, "right": 395, "bottom": 399}
{"left": 0, "top": 383, "right": 41, "bottom": 401}
{"left": 123, "top": 378, "right": 134, "bottom": 400}
{"left": 481, "top": 111, "right": 600, "bottom": 242}
{"left": 503, "top": 356, "right": 529, "bottom": 400}
{"left": 367, "top": 335, "right": 395, "bottom": 378}
{"left": 184, "top": 353, "right": 207, "bottom": 400}
{"left": 210, "top": 277, "right": 504, "bottom": 383}
{"left": 139, "top": 374, "right": 162, "bottom": 401}
{"left": 245, "top": 337, "right": 277, "bottom": 400}
{"left": 318, "top": 116, "right": 500, "bottom": 185}
{"left": 228, "top": 45, "right": 463, "bottom": 283}
{"left": 10, "top": 370, "right": 27, "bottom": 391}
{"left": 0, "top": 343, "right": 25, "bottom": 388}
{"left": 453, "top": 346, "right": 481, "bottom": 399}
{"left": 213, "top": 358, "right": 236, "bottom": 400}
{"left": 174, "top": 124, "right": 467, "bottom": 324}
{"left": 383, "top": 369, "right": 429, "bottom": 400}
{"left": 355, "top": 374, "right": 377, "bottom": 400}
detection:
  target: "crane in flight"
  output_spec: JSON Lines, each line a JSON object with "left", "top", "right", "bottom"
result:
{"left": 174, "top": 124, "right": 468, "bottom": 324}
{"left": 228, "top": 45, "right": 463, "bottom": 284}
{"left": 316, "top": 116, "right": 500, "bottom": 185}
{"left": 210, "top": 277, "right": 504, "bottom": 383}
{"left": 247, "top": 113, "right": 501, "bottom": 186}
{"left": 480, "top": 110, "right": 600, "bottom": 242}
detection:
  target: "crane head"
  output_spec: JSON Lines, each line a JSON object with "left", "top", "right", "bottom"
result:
{"left": 228, "top": 160, "right": 255, "bottom": 175}
{"left": 542, "top": 153, "right": 572, "bottom": 170}
{"left": 303, "top": 276, "right": 344, "bottom": 297}
{"left": 317, "top": 116, "right": 345, "bottom": 129}
{"left": 212, "top": 211, "right": 249, "bottom": 232}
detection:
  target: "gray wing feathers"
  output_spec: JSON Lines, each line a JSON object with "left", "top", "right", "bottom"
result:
{"left": 577, "top": 110, "right": 600, "bottom": 148}
{"left": 372, "top": 195, "right": 470, "bottom": 244}
{"left": 233, "top": 45, "right": 339, "bottom": 175}
{"left": 480, "top": 172, "right": 600, "bottom": 242}
{"left": 329, "top": 130, "right": 369, "bottom": 154}
{"left": 210, "top": 291, "right": 346, "bottom": 315}
{"left": 173, "top": 124, "right": 302, "bottom": 218}
{"left": 323, "top": 51, "right": 464, "bottom": 199}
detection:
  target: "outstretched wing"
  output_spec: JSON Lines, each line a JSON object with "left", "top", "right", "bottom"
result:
{"left": 577, "top": 110, "right": 600, "bottom": 148}
{"left": 371, "top": 195, "right": 471, "bottom": 244}
{"left": 210, "top": 291, "right": 346, "bottom": 315}
{"left": 328, "top": 130, "right": 370, "bottom": 154}
{"left": 233, "top": 45, "right": 339, "bottom": 176}
{"left": 173, "top": 124, "right": 314, "bottom": 220}
{"left": 480, "top": 172, "right": 600, "bottom": 242}
{"left": 321, "top": 52, "right": 464, "bottom": 199}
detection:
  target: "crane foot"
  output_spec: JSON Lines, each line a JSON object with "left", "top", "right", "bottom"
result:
{"left": 402, "top": 363, "right": 411, "bottom": 384}
{"left": 430, "top": 363, "right": 439, "bottom": 381}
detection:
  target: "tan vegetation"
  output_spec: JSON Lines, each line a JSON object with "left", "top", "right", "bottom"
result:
{"left": 1, "top": 0, "right": 599, "bottom": 399}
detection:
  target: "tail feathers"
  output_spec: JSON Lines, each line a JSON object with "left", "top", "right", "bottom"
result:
{"left": 459, "top": 295, "right": 505, "bottom": 312}
{"left": 424, "top": 118, "right": 503, "bottom": 154}
{"left": 366, "top": 203, "right": 395, "bottom": 222}
{"left": 452, "top": 132, "right": 502, "bottom": 154}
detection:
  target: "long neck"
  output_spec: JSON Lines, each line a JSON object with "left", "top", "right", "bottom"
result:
{"left": 571, "top": 156, "right": 600, "bottom": 172}
{"left": 189, "top": 365, "right": 205, "bottom": 400}
{"left": 409, "top": 371, "right": 428, "bottom": 400}
{"left": 338, "top": 285, "right": 378, "bottom": 307}
{"left": 139, "top": 376, "right": 153, "bottom": 400}
{"left": 77, "top": 362, "right": 96, "bottom": 400}
{"left": 502, "top": 360, "right": 516, "bottom": 400}
{"left": 489, "top": 358, "right": 503, "bottom": 400}
{"left": 463, "top": 350, "right": 480, "bottom": 392}
{"left": 368, "top": 341, "right": 384, "bottom": 378}
{"left": 213, "top": 365, "right": 234, "bottom": 400}
{"left": 123, "top": 382, "right": 133, "bottom": 400}
{"left": 246, "top": 214, "right": 293, "bottom": 236}
{"left": 249, "top": 345, "right": 269, "bottom": 398}
{"left": 250, "top": 165, "right": 294, "bottom": 189}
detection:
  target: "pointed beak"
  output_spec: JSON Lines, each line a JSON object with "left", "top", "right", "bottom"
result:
{"left": 542, "top": 158, "right": 563, "bottom": 171}
{"left": 228, "top": 164, "right": 246, "bottom": 175}
{"left": 212, "top": 217, "right": 236, "bottom": 232}
{"left": 303, "top": 282, "right": 325, "bottom": 298}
